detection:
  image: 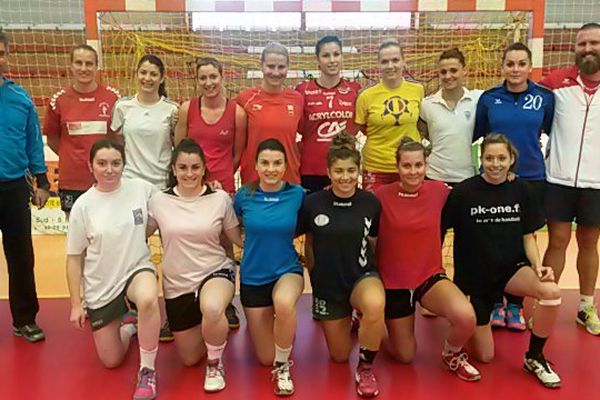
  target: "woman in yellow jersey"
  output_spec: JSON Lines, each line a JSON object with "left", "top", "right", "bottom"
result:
{"left": 355, "top": 39, "right": 424, "bottom": 192}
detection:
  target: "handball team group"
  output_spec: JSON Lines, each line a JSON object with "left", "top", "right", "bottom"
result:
{"left": 0, "top": 23, "right": 599, "bottom": 399}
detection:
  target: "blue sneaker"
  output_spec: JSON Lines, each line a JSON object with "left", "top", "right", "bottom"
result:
{"left": 490, "top": 303, "right": 506, "bottom": 328}
{"left": 506, "top": 303, "right": 526, "bottom": 331}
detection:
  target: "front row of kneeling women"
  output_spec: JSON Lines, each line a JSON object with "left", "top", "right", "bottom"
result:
{"left": 66, "top": 132, "right": 562, "bottom": 400}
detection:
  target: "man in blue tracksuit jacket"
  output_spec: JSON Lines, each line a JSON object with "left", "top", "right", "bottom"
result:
{"left": 0, "top": 32, "right": 50, "bottom": 342}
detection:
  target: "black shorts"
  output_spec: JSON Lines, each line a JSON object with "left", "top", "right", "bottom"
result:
{"left": 545, "top": 182, "right": 600, "bottom": 227}
{"left": 467, "top": 263, "right": 531, "bottom": 326}
{"left": 87, "top": 268, "right": 155, "bottom": 331}
{"left": 165, "top": 268, "right": 235, "bottom": 332}
{"left": 384, "top": 273, "right": 449, "bottom": 320}
{"left": 527, "top": 180, "right": 546, "bottom": 218}
{"left": 301, "top": 175, "right": 331, "bottom": 194}
{"left": 59, "top": 189, "right": 86, "bottom": 214}
{"left": 240, "top": 271, "right": 303, "bottom": 308}
{"left": 312, "top": 271, "right": 380, "bottom": 321}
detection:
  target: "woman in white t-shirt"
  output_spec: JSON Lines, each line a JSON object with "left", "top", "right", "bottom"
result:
{"left": 147, "top": 138, "right": 243, "bottom": 393}
{"left": 66, "top": 139, "right": 161, "bottom": 400}
{"left": 111, "top": 54, "right": 179, "bottom": 190}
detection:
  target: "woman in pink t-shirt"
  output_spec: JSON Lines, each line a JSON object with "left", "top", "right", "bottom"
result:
{"left": 374, "top": 137, "right": 480, "bottom": 382}
{"left": 147, "top": 138, "right": 243, "bottom": 393}
{"left": 174, "top": 57, "right": 247, "bottom": 194}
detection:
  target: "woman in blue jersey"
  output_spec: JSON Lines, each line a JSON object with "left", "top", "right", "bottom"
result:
{"left": 473, "top": 42, "right": 555, "bottom": 330}
{"left": 233, "top": 138, "right": 305, "bottom": 396}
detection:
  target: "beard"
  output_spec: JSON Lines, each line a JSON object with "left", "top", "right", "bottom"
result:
{"left": 576, "top": 51, "right": 600, "bottom": 75}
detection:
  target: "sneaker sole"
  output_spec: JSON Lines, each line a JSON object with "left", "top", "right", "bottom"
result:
{"left": 159, "top": 336, "right": 175, "bottom": 342}
{"left": 506, "top": 324, "right": 527, "bottom": 332}
{"left": 204, "top": 385, "right": 226, "bottom": 393}
{"left": 523, "top": 366, "right": 561, "bottom": 389}
{"left": 228, "top": 322, "right": 241, "bottom": 330}
{"left": 274, "top": 389, "right": 295, "bottom": 397}
{"left": 576, "top": 317, "right": 600, "bottom": 335}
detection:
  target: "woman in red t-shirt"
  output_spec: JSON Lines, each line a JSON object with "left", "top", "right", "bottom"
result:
{"left": 236, "top": 42, "right": 304, "bottom": 185}
{"left": 174, "top": 57, "right": 247, "bottom": 194}
{"left": 374, "top": 137, "right": 480, "bottom": 382}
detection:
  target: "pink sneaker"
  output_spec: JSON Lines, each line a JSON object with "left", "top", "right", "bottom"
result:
{"left": 133, "top": 367, "right": 157, "bottom": 400}
{"left": 442, "top": 351, "right": 481, "bottom": 382}
{"left": 355, "top": 362, "right": 379, "bottom": 397}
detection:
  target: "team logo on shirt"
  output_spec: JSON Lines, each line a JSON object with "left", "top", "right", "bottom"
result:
{"left": 99, "top": 102, "right": 110, "bottom": 117}
{"left": 338, "top": 86, "right": 351, "bottom": 95}
{"left": 252, "top": 104, "right": 263, "bottom": 111}
{"left": 287, "top": 105, "right": 295, "bottom": 116}
{"left": 464, "top": 110, "right": 472, "bottom": 120}
{"left": 132, "top": 208, "right": 144, "bottom": 225}
{"left": 314, "top": 214, "right": 330, "bottom": 226}
{"left": 338, "top": 100, "right": 353, "bottom": 107}
{"left": 317, "top": 121, "right": 347, "bottom": 142}
{"left": 494, "top": 98, "right": 503, "bottom": 105}
{"left": 382, "top": 96, "right": 411, "bottom": 126}
{"left": 219, "top": 129, "right": 230, "bottom": 136}
{"left": 358, "top": 217, "right": 372, "bottom": 268}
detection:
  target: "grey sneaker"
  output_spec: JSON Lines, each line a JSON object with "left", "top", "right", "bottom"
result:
{"left": 13, "top": 323, "right": 45, "bottom": 343}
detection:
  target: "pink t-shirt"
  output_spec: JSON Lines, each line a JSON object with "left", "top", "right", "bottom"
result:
{"left": 375, "top": 180, "right": 449, "bottom": 289}
{"left": 148, "top": 187, "right": 239, "bottom": 299}
{"left": 187, "top": 97, "right": 237, "bottom": 193}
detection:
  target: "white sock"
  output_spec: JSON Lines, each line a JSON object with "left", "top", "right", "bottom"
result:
{"left": 443, "top": 340, "right": 462, "bottom": 355}
{"left": 206, "top": 341, "right": 226, "bottom": 362}
{"left": 140, "top": 346, "right": 158, "bottom": 371}
{"left": 120, "top": 323, "right": 137, "bottom": 342}
{"left": 274, "top": 344, "right": 292, "bottom": 365}
{"left": 580, "top": 295, "right": 594, "bottom": 310}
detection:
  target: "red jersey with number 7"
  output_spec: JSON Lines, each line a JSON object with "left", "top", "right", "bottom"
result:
{"left": 295, "top": 79, "right": 361, "bottom": 176}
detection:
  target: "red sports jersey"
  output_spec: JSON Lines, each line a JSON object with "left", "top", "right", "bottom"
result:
{"left": 295, "top": 79, "right": 361, "bottom": 176}
{"left": 44, "top": 85, "right": 120, "bottom": 190}
{"left": 187, "top": 97, "right": 237, "bottom": 193}
{"left": 236, "top": 86, "right": 303, "bottom": 184}
{"left": 375, "top": 180, "right": 449, "bottom": 289}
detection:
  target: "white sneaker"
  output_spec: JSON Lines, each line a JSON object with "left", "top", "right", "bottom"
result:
{"left": 272, "top": 361, "right": 295, "bottom": 396}
{"left": 204, "top": 359, "right": 225, "bottom": 392}
{"left": 524, "top": 355, "right": 561, "bottom": 388}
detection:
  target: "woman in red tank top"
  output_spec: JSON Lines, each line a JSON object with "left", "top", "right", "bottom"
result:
{"left": 174, "top": 58, "right": 247, "bottom": 194}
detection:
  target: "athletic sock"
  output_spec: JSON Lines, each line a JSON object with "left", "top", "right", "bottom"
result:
{"left": 580, "top": 295, "right": 594, "bottom": 310}
{"left": 274, "top": 344, "right": 293, "bottom": 365}
{"left": 120, "top": 323, "right": 137, "bottom": 342}
{"left": 206, "top": 341, "right": 227, "bottom": 363}
{"left": 442, "top": 340, "right": 462, "bottom": 355}
{"left": 526, "top": 333, "right": 548, "bottom": 359}
{"left": 358, "top": 347, "right": 378, "bottom": 365}
{"left": 140, "top": 346, "right": 158, "bottom": 371}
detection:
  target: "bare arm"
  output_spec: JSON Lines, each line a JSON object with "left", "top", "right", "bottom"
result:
{"left": 523, "top": 233, "right": 554, "bottom": 281}
{"left": 46, "top": 135, "right": 60, "bottom": 155}
{"left": 417, "top": 118, "right": 429, "bottom": 140}
{"left": 66, "top": 254, "right": 86, "bottom": 329}
{"left": 224, "top": 225, "right": 244, "bottom": 249}
{"left": 368, "top": 236, "right": 378, "bottom": 264}
{"left": 173, "top": 101, "right": 191, "bottom": 146}
{"left": 303, "top": 233, "right": 314, "bottom": 272}
{"left": 233, "top": 104, "right": 247, "bottom": 172}
{"left": 146, "top": 216, "right": 159, "bottom": 238}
